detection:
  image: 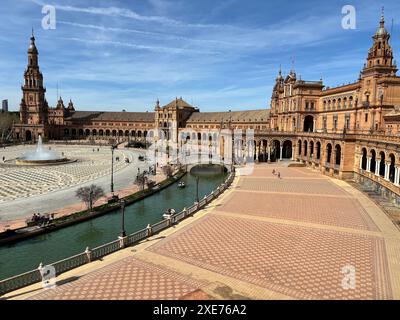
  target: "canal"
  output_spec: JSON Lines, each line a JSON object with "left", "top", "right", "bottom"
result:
{"left": 0, "top": 166, "right": 227, "bottom": 280}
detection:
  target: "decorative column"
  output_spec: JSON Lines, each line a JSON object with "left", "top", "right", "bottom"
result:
{"left": 375, "top": 160, "right": 380, "bottom": 176}
{"left": 292, "top": 147, "right": 295, "bottom": 161}
{"left": 359, "top": 157, "right": 363, "bottom": 170}
{"left": 395, "top": 167, "right": 400, "bottom": 186}
{"left": 385, "top": 162, "right": 390, "bottom": 181}
{"left": 280, "top": 146, "right": 283, "bottom": 161}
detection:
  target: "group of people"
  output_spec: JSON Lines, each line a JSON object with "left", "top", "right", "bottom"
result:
{"left": 29, "top": 213, "right": 54, "bottom": 227}
{"left": 272, "top": 169, "right": 282, "bottom": 179}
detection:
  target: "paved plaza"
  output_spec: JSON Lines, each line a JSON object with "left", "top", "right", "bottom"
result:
{"left": 6, "top": 164, "right": 400, "bottom": 300}
{"left": 0, "top": 144, "right": 149, "bottom": 223}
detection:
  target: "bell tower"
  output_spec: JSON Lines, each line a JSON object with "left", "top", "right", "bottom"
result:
{"left": 20, "top": 30, "right": 48, "bottom": 125}
{"left": 362, "top": 9, "right": 398, "bottom": 77}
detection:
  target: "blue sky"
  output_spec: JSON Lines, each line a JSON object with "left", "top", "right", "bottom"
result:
{"left": 1, "top": 0, "right": 400, "bottom": 112}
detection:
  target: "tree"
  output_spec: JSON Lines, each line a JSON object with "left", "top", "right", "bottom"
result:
{"left": 0, "top": 112, "right": 19, "bottom": 143}
{"left": 162, "top": 164, "right": 174, "bottom": 178}
{"left": 134, "top": 172, "right": 148, "bottom": 191}
{"left": 76, "top": 185, "right": 105, "bottom": 211}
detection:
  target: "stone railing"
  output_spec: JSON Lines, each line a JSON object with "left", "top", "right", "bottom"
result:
{"left": 0, "top": 171, "right": 235, "bottom": 297}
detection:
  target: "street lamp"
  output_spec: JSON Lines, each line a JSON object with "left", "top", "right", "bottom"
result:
{"left": 111, "top": 145, "right": 116, "bottom": 194}
{"left": 228, "top": 116, "right": 235, "bottom": 171}
{"left": 120, "top": 199, "right": 126, "bottom": 237}
{"left": 196, "top": 176, "right": 200, "bottom": 203}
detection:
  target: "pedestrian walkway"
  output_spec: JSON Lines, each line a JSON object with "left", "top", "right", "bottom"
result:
{"left": 6, "top": 164, "right": 400, "bottom": 300}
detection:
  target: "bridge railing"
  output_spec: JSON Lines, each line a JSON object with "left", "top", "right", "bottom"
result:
{"left": 0, "top": 170, "right": 235, "bottom": 297}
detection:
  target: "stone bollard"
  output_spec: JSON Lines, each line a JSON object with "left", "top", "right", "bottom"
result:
{"left": 167, "top": 215, "right": 173, "bottom": 227}
{"left": 118, "top": 236, "right": 128, "bottom": 249}
{"left": 85, "top": 247, "right": 92, "bottom": 263}
{"left": 146, "top": 224, "right": 152, "bottom": 237}
{"left": 183, "top": 207, "right": 187, "bottom": 217}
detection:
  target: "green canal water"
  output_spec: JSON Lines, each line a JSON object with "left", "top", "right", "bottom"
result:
{"left": 0, "top": 166, "right": 227, "bottom": 280}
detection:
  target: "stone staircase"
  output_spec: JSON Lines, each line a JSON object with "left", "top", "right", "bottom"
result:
{"left": 349, "top": 181, "right": 400, "bottom": 229}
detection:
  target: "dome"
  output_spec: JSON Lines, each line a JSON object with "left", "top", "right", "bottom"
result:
{"left": 28, "top": 32, "right": 38, "bottom": 54}
{"left": 375, "top": 9, "right": 389, "bottom": 38}
{"left": 375, "top": 25, "right": 389, "bottom": 37}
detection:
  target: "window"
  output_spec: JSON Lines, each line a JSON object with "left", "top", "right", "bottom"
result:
{"left": 365, "top": 113, "right": 368, "bottom": 122}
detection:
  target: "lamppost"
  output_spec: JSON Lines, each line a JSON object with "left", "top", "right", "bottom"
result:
{"left": 111, "top": 144, "right": 116, "bottom": 195}
{"left": 228, "top": 116, "right": 235, "bottom": 172}
{"left": 196, "top": 176, "right": 200, "bottom": 203}
{"left": 120, "top": 199, "right": 126, "bottom": 237}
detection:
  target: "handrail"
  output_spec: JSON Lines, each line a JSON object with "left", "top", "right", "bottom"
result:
{"left": 0, "top": 170, "right": 235, "bottom": 297}
{"left": 91, "top": 240, "right": 121, "bottom": 260}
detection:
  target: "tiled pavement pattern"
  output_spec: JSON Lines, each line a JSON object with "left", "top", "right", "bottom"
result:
{"left": 0, "top": 145, "right": 130, "bottom": 202}
{"left": 29, "top": 257, "right": 207, "bottom": 300}
{"left": 146, "top": 165, "right": 396, "bottom": 300}
{"left": 238, "top": 177, "right": 349, "bottom": 196}
{"left": 149, "top": 215, "right": 391, "bottom": 299}
{"left": 219, "top": 192, "right": 379, "bottom": 231}
{"left": 22, "top": 164, "right": 400, "bottom": 300}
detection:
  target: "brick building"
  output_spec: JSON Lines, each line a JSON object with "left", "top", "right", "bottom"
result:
{"left": 12, "top": 14, "right": 400, "bottom": 202}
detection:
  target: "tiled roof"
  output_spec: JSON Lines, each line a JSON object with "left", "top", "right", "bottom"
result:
{"left": 162, "top": 98, "right": 195, "bottom": 110}
{"left": 66, "top": 111, "right": 155, "bottom": 122}
{"left": 186, "top": 110, "right": 270, "bottom": 123}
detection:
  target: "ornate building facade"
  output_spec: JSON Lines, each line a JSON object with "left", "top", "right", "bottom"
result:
{"left": 12, "top": 14, "right": 400, "bottom": 202}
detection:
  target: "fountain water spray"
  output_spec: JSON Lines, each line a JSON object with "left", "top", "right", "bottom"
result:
{"left": 16, "top": 135, "right": 70, "bottom": 165}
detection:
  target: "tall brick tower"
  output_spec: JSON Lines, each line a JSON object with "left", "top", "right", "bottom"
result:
{"left": 18, "top": 30, "right": 49, "bottom": 141}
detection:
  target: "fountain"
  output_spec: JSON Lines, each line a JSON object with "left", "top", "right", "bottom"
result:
{"left": 16, "top": 136, "right": 71, "bottom": 166}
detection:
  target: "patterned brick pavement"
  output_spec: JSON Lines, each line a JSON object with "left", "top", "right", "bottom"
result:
{"left": 238, "top": 177, "right": 349, "bottom": 196}
{"left": 219, "top": 192, "right": 379, "bottom": 231}
{"left": 250, "top": 167, "right": 323, "bottom": 178}
{"left": 148, "top": 214, "right": 392, "bottom": 300}
{"left": 29, "top": 257, "right": 207, "bottom": 300}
